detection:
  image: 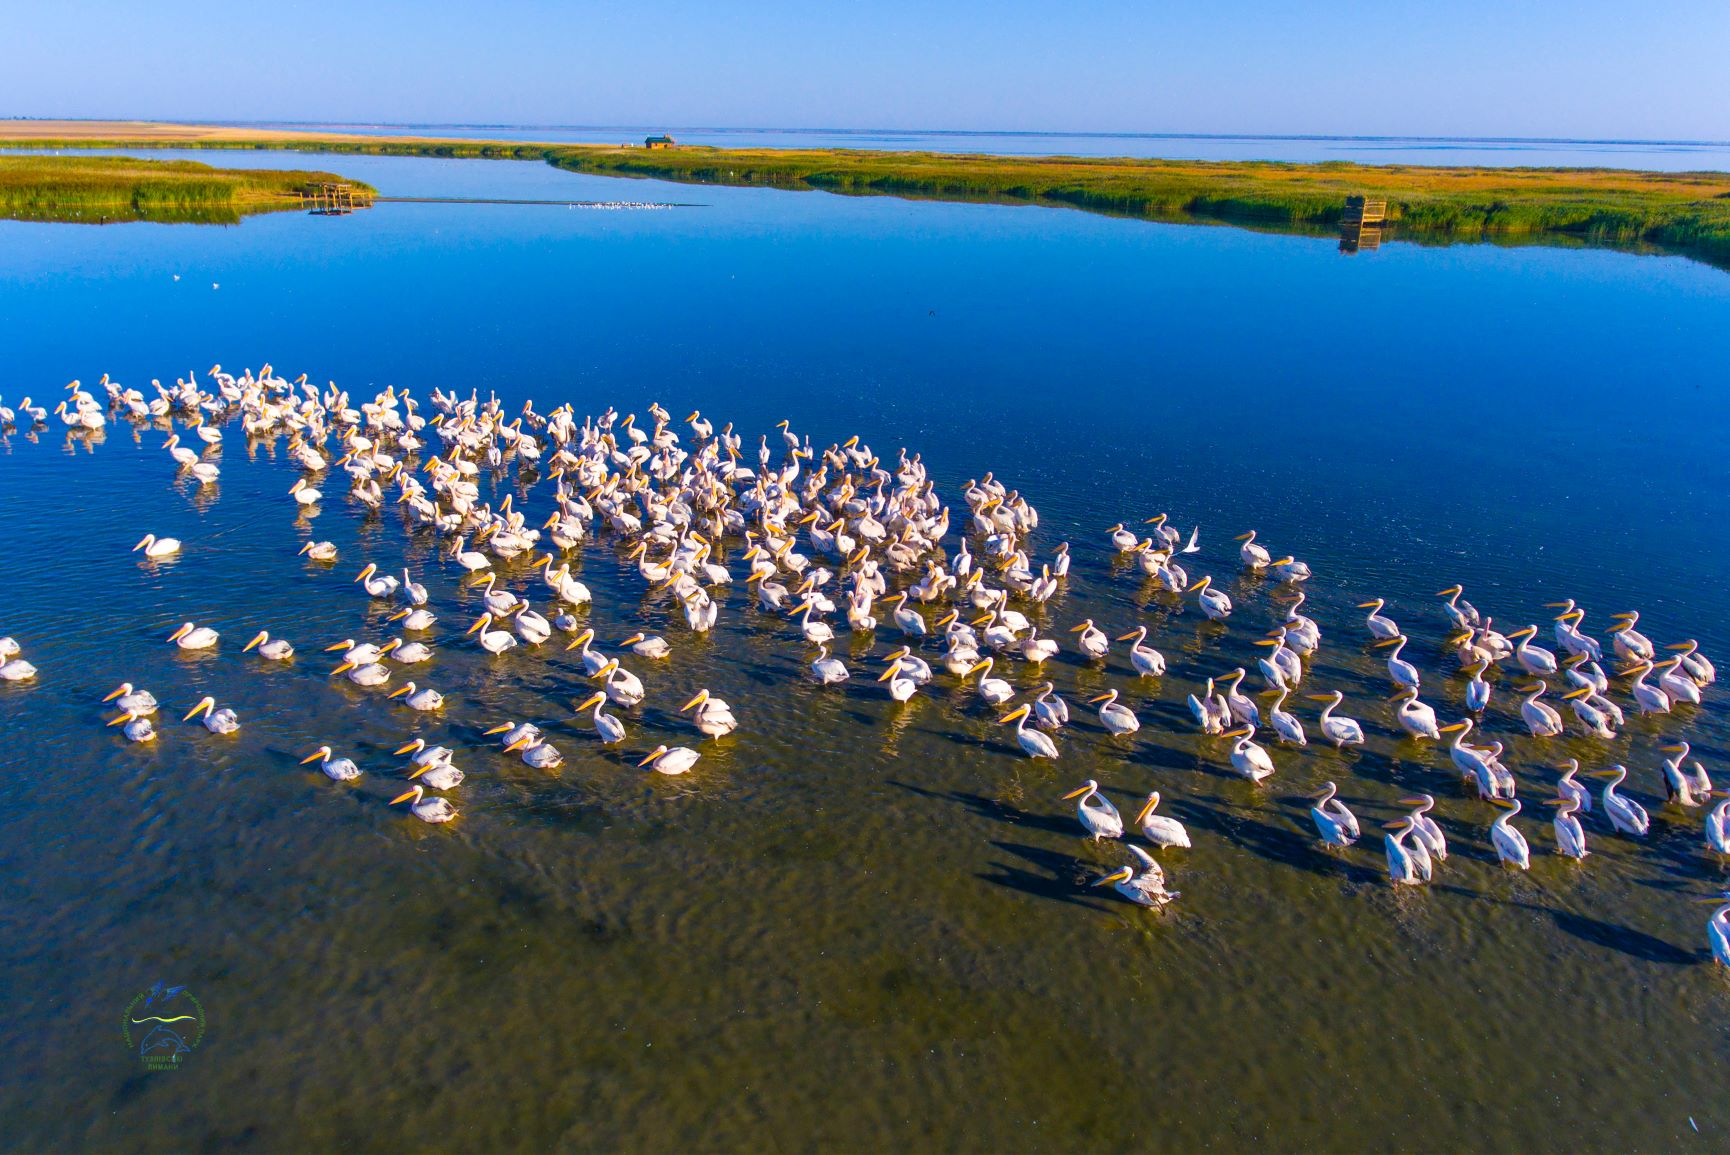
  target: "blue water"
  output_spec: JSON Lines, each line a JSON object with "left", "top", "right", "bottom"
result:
{"left": 4, "top": 152, "right": 1730, "bottom": 1151}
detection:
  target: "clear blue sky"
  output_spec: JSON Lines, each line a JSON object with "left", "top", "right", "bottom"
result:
{"left": 4, "top": 0, "right": 1727, "bottom": 139}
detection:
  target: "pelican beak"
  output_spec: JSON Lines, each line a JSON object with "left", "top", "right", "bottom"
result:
{"left": 1185, "top": 579, "right": 1207, "bottom": 593}
{"left": 1067, "top": 622, "right": 1089, "bottom": 633}
{"left": 1662, "top": 744, "right": 1687, "bottom": 753}
{"left": 1115, "top": 632, "right": 1141, "bottom": 642}
{"left": 637, "top": 749, "right": 664, "bottom": 767}
{"left": 1305, "top": 694, "right": 1334, "bottom": 702}
{"left": 1437, "top": 586, "right": 1460, "bottom": 596}
{"left": 1234, "top": 532, "right": 1252, "bottom": 541}
{"left": 1439, "top": 722, "right": 1467, "bottom": 732}
{"left": 167, "top": 624, "right": 189, "bottom": 642}
{"left": 1091, "top": 868, "right": 1133, "bottom": 887}
{"left": 1087, "top": 693, "right": 1112, "bottom": 704}
{"left": 182, "top": 701, "right": 209, "bottom": 721}
{"left": 243, "top": 632, "right": 264, "bottom": 652}
{"left": 394, "top": 742, "right": 420, "bottom": 755}
{"left": 876, "top": 665, "right": 900, "bottom": 682}
{"left": 323, "top": 642, "right": 349, "bottom": 652}
{"left": 503, "top": 736, "right": 530, "bottom": 753}
{"left": 483, "top": 723, "right": 513, "bottom": 736}
{"left": 106, "top": 713, "right": 131, "bottom": 727}
{"left": 388, "top": 686, "right": 409, "bottom": 698}
{"left": 1134, "top": 797, "right": 1159, "bottom": 825}
{"left": 1062, "top": 784, "right": 1092, "bottom": 800}
{"left": 390, "top": 788, "right": 418, "bottom": 805}
{"left": 298, "top": 751, "right": 325, "bottom": 765}
{"left": 332, "top": 662, "right": 354, "bottom": 675}
{"left": 1253, "top": 639, "right": 1278, "bottom": 647}
{"left": 997, "top": 706, "right": 1027, "bottom": 724}
{"left": 1380, "top": 821, "right": 1408, "bottom": 831}
{"left": 101, "top": 686, "right": 126, "bottom": 702}
{"left": 1562, "top": 687, "right": 1590, "bottom": 699}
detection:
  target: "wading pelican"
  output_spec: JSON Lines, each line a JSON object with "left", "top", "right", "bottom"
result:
{"left": 620, "top": 632, "right": 672, "bottom": 659}
{"left": 1358, "top": 598, "right": 1400, "bottom": 640}
{"left": 1561, "top": 686, "right": 1617, "bottom": 739}
{"left": 1262, "top": 687, "right": 1307, "bottom": 746}
{"left": 1235, "top": 530, "right": 1271, "bottom": 570}
{"left": 467, "top": 612, "right": 519, "bottom": 655}
{"left": 1517, "top": 682, "right": 1565, "bottom": 737}
{"left": 968, "top": 657, "right": 1014, "bottom": 706}
{"left": 575, "top": 691, "right": 626, "bottom": 744}
{"left": 332, "top": 659, "right": 392, "bottom": 687}
{"left": 1, "top": 658, "right": 38, "bottom": 681}
{"left": 300, "top": 746, "right": 361, "bottom": 781}
{"left": 1308, "top": 781, "right": 1360, "bottom": 846}
{"left": 1507, "top": 626, "right": 1558, "bottom": 676}
{"left": 1223, "top": 726, "right": 1276, "bottom": 782}
{"left": 1699, "top": 894, "right": 1730, "bottom": 968}
{"left": 1706, "top": 797, "right": 1730, "bottom": 858}
{"left": 639, "top": 745, "right": 701, "bottom": 775}
{"left": 243, "top": 631, "right": 295, "bottom": 660}
{"left": 1219, "top": 667, "right": 1260, "bottom": 726}
{"left": 1033, "top": 682, "right": 1070, "bottom": 730}
{"left": 1546, "top": 796, "right": 1588, "bottom": 859}
{"left": 1607, "top": 612, "right": 1655, "bottom": 663}
{"left": 1590, "top": 765, "right": 1649, "bottom": 837}
{"left": 810, "top": 642, "right": 849, "bottom": 684}
{"left": 132, "top": 534, "right": 181, "bottom": 559}
{"left": 1488, "top": 799, "right": 1531, "bottom": 870}
{"left": 1400, "top": 795, "right": 1448, "bottom": 862}
{"left": 999, "top": 703, "right": 1059, "bottom": 759}
{"left": 1116, "top": 626, "right": 1166, "bottom": 677}
{"left": 1659, "top": 742, "right": 1712, "bottom": 807}
{"left": 878, "top": 657, "right": 918, "bottom": 701}
{"left": 1390, "top": 687, "right": 1440, "bottom": 739}
{"left": 1063, "top": 779, "right": 1123, "bottom": 840}
{"left": 1308, "top": 691, "right": 1365, "bottom": 747}
{"left": 1070, "top": 619, "right": 1110, "bottom": 659}
{"left": 298, "top": 540, "right": 337, "bottom": 562}
{"left": 1620, "top": 660, "right": 1671, "bottom": 715}
{"left": 504, "top": 733, "right": 565, "bottom": 769}
{"left": 1089, "top": 689, "right": 1141, "bottom": 735}
{"left": 1555, "top": 759, "right": 1592, "bottom": 813}
{"left": 183, "top": 696, "right": 239, "bottom": 733}
{"left": 1133, "top": 792, "right": 1191, "bottom": 849}
{"left": 1372, "top": 634, "right": 1420, "bottom": 690}
{"left": 1091, "top": 845, "right": 1178, "bottom": 907}
{"left": 390, "top": 783, "right": 458, "bottom": 823}
{"left": 679, "top": 689, "right": 737, "bottom": 738}
{"left": 1187, "top": 576, "right": 1232, "bottom": 621}
{"left": 1382, "top": 817, "right": 1423, "bottom": 886}
{"left": 1188, "top": 677, "right": 1228, "bottom": 735}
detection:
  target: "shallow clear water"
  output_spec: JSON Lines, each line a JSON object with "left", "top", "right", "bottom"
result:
{"left": 2, "top": 153, "right": 1729, "bottom": 1152}
{"left": 232, "top": 121, "right": 1730, "bottom": 171}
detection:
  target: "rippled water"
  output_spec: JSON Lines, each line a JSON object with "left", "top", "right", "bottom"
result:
{"left": 2, "top": 153, "right": 1729, "bottom": 1152}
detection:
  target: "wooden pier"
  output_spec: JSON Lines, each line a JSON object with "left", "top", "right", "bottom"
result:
{"left": 1341, "top": 195, "right": 1387, "bottom": 226}
{"left": 300, "top": 182, "right": 368, "bottom": 215}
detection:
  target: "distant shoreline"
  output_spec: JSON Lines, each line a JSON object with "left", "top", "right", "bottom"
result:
{"left": 4, "top": 121, "right": 1729, "bottom": 267}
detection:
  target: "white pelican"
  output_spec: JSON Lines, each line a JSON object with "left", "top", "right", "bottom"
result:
{"left": 1546, "top": 796, "right": 1588, "bottom": 859}
{"left": 1516, "top": 682, "right": 1565, "bottom": 738}
{"left": 387, "top": 637, "right": 434, "bottom": 664}
{"left": 1063, "top": 779, "right": 1123, "bottom": 840}
{"left": 1187, "top": 677, "right": 1228, "bottom": 735}
{"left": 1706, "top": 797, "right": 1730, "bottom": 857}
{"left": 1621, "top": 660, "right": 1671, "bottom": 715}
{"left": 968, "top": 658, "right": 1014, "bottom": 706}
{"left": 883, "top": 647, "right": 932, "bottom": 684}
{"left": 469, "top": 573, "right": 522, "bottom": 617}
{"left": 1463, "top": 659, "right": 1492, "bottom": 713}
{"left": 1262, "top": 687, "right": 1307, "bottom": 746}
{"left": 1219, "top": 668, "right": 1260, "bottom": 727}
{"left": 1070, "top": 619, "right": 1110, "bottom": 659}
{"left": 1382, "top": 817, "right": 1423, "bottom": 885}
{"left": 504, "top": 733, "right": 565, "bottom": 769}
{"left": 0, "top": 638, "right": 17, "bottom": 661}
{"left": 133, "top": 534, "right": 181, "bottom": 559}
{"left": 450, "top": 536, "right": 491, "bottom": 572}
{"left": 1235, "top": 530, "right": 1271, "bottom": 570}
{"left": 1308, "top": 781, "right": 1360, "bottom": 846}
{"left": 1267, "top": 556, "right": 1310, "bottom": 584}
{"left": 620, "top": 632, "right": 672, "bottom": 659}
{"left": 390, "top": 783, "right": 458, "bottom": 823}
{"left": 1308, "top": 691, "right": 1365, "bottom": 748}
{"left": 1186, "top": 576, "right": 1232, "bottom": 621}
{"left": 324, "top": 638, "right": 393, "bottom": 666}
{"left": 1389, "top": 687, "right": 1440, "bottom": 739}
{"left": 300, "top": 746, "right": 361, "bottom": 781}
{"left": 1659, "top": 742, "right": 1711, "bottom": 807}
{"left": 1700, "top": 894, "right": 1730, "bottom": 968}
{"left": 1033, "top": 682, "right": 1070, "bottom": 731}
{"left": 298, "top": 540, "right": 338, "bottom": 562}
{"left": 399, "top": 569, "right": 429, "bottom": 607}
{"left": 466, "top": 613, "right": 519, "bottom": 655}
{"left": 790, "top": 599, "right": 835, "bottom": 646}
{"left": 592, "top": 659, "right": 645, "bottom": 707}
{"left": 388, "top": 681, "right": 445, "bottom": 711}
{"left": 1134, "top": 791, "right": 1191, "bottom": 849}
{"left": 680, "top": 689, "right": 738, "bottom": 738}
{"left": 1554, "top": 759, "right": 1592, "bottom": 814}
{"left": 889, "top": 592, "right": 927, "bottom": 638}
{"left": 810, "top": 642, "right": 849, "bottom": 684}
{"left": 1109, "top": 523, "right": 1140, "bottom": 552}
{"left": 1590, "top": 765, "right": 1649, "bottom": 837}
{"left": 878, "top": 657, "right": 919, "bottom": 701}
{"left": 1607, "top": 612, "right": 1655, "bottom": 663}
{"left": 332, "top": 659, "right": 392, "bottom": 687}
{"left": 1372, "top": 634, "right": 1420, "bottom": 690}
{"left": 1439, "top": 719, "right": 1509, "bottom": 800}
{"left": 1547, "top": 606, "right": 1602, "bottom": 662}
{"left": 102, "top": 682, "right": 159, "bottom": 714}
{"left": 1091, "top": 845, "right": 1177, "bottom": 907}
{"left": 639, "top": 744, "right": 701, "bottom": 775}
{"left": 998, "top": 703, "right": 1059, "bottom": 759}
{"left": 1488, "top": 799, "right": 1531, "bottom": 870}
{"left": 1561, "top": 686, "right": 1617, "bottom": 739}
{"left": 182, "top": 696, "right": 239, "bottom": 734}
{"left": 1667, "top": 638, "right": 1716, "bottom": 686}
{"left": 167, "top": 622, "right": 219, "bottom": 650}
{"left": 575, "top": 690, "right": 627, "bottom": 743}
{"left": 1507, "top": 626, "right": 1558, "bottom": 676}
{"left": 1223, "top": 727, "right": 1276, "bottom": 782}
{"left": 1018, "top": 627, "right": 1059, "bottom": 665}
{"left": 1654, "top": 656, "right": 1702, "bottom": 706}
{"left": 483, "top": 720, "right": 541, "bottom": 749}
{"left": 1437, "top": 584, "right": 1480, "bottom": 630}
{"left": 1254, "top": 631, "right": 1302, "bottom": 690}
{"left": 1399, "top": 794, "right": 1448, "bottom": 862}
{"left": 107, "top": 708, "right": 156, "bottom": 742}
{"left": 289, "top": 479, "right": 321, "bottom": 506}
{"left": 564, "top": 629, "right": 610, "bottom": 675}
{"left": 1, "top": 658, "right": 38, "bottom": 682}
{"left": 407, "top": 759, "right": 465, "bottom": 791}
{"left": 1116, "top": 626, "right": 1166, "bottom": 677}
{"left": 511, "top": 604, "right": 553, "bottom": 646}
{"left": 242, "top": 631, "right": 295, "bottom": 660}
{"left": 1357, "top": 598, "right": 1401, "bottom": 640}
{"left": 1089, "top": 689, "right": 1141, "bottom": 735}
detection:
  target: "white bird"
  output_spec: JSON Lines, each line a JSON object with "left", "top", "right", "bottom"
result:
{"left": 1546, "top": 796, "right": 1589, "bottom": 859}
{"left": 354, "top": 563, "right": 400, "bottom": 599}
{"left": 1706, "top": 797, "right": 1730, "bottom": 858}
{"left": 1488, "top": 798, "right": 1531, "bottom": 870}
{"left": 332, "top": 658, "right": 392, "bottom": 687}
{"left": 1223, "top": 726, "right": 1276, "bottom": 782}
{"left": 1554, "top": 759, "right": 1592, "bottom": 814}
{"left": 1390, "top": 687, "right": 1440, "bottom": 739}
{"left": 1133, "top": 791, "right": 1191, "bottom": 848}
{"left": 1188, "top": 677, "right": 1228, "bottom": 735}
{"left": 1262, "top": 687, "right": 1307, "bottom": 746}
{"left": 1116, "top": 626, "right": 1166, "bottom": 677}
{"left": 1517, "top": 681, "right": 1566, "bottom": 737}
{"left": 167, "top": 621, "right": 219, "bottom": 650}
{"left": 1063, "top": 779, "right": 1123, "bottom": 840}
{"left": 810, "top": 642, "right": 849, "bottom": 684}
{"left": 878, "top": 656, "right": 919, "bottom": 701}
{"left": 1621, "top": 660, "right": 1671, "bottom": 715}
{"left": 1070, "top": 619, "right": 1110, "bottom": 659}
{"left": 1187, "top": 575, "right": 1232, "bottom": 621}
{"left": 1235, "top": 530, "right": 1271, "bottom": 570}
{"left": 107, "top": 708, "right": 156, "bottom": 742}
{"left": 1399, "top": 794, "right": 1448, "bottom": 862}
{"left": 182, "top": 696, "right": 239, "bottom": 733}
{"left": 1357, "top": 597, "right": 1401, "bottom": 640}
{"left": 300, "top": 746, "right": 361, "bottom": 781}
{"left": 1507, "top": 625, "right": 1558, "bottom": 676}
{"left": 242, "top": 630, "right": 295, "bottom": 660}
{"left": 999, "top": 703, "right": 1059, "bottom": 758}
{"left": 390, "top": 783, "right": 458, "bottom": 822}
{"left": 969, "top": 657, "right": 1015, "bottom": 706}
{"left": 1373, "top": 634, "right": 1421, "bottom": 690}
{"left": 504, "top": 733, "right": 565, "bottom": 769}
{"left": 1659, "top": 741, "right": 1712, "bottom": 807}
{"left": 101, "top": 682, "right": 159, "bottom": 713}
{"left": 466, "top": 612, "right": 519, "bottom": 655}
{"left": 1382, "top": 817, "right": 1423, "bottom": 886}
{"left": 679, "top": 688, "right": 738, "bottom": 738}
{"left": 297, "top": 540, "right": 338, "bottom": 562}
{"left": 1, "top": 658, "right": 38, "bottom": 682}
{"left": 387, "top": 681, "right": 445, "bottom": 711}
{"left": 1308, "top": 690, "right": 1365, "bottom": 747}
{"left": 1591, "top": 765, "right": 1649, "bottom": 837}
{"left": 639, "top": 744, "right": 701, "bottom": 775}
{"left": 132, "top": 534, "right": 181, "bottom": 559}
{"left": 1700, "top": 894, "right": 1730, "bottom": 968}
{"left": 1308, "top": 781, "right": 1360, "bottom": 846}
{"left": 1088, "top": 688, "right": 1140, "bottom": 735}
{"left": 1032, "top": 682, "right": 1070, "bottom": 731}
{"left": 1091, "top": 845, "right": 1178, "bottom": 907}
{"left": 289, "top": 479, "right": 322, "bottom": 506}
{"left": 619, "top": 631, "right": 673, "bottom": 659}
{"left": 576, "top": 691, "right": 627, "bottom": 744}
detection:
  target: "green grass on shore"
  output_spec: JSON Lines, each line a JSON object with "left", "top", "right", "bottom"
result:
{"left": 5, "top": 132, "right": 1730, "bottom": 265}
{"left": 0, "top": 156, "right": 375, "bottom": 224}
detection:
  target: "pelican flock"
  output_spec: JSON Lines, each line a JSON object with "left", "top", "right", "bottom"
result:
{"left": 3, "top": 367, "right": 1728, "bottom": 963}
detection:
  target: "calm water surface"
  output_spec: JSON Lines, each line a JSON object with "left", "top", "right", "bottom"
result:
{"left": 2, "top": 153, "right": 1730, "bottom": 1152}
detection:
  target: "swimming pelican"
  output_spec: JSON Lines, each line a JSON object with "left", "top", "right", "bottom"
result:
{"left": 1590, "top": 765, "right": 1649, "bottom": 837}
{"left": 300, "top": 746, "right": 361, "bottom": 781}
{"left": 1235, "top": 530, "right": 1271, "bottom": 570}
{"left": 1222, "top": 727, "right": 1276, "bottom": 782}
{"left": 1186, "top": 576, "right": 1232, "bottom": 621}
{"left": 1308, "top": 690, "right": 1365, "bottom": 747}
{"left": 1308, "top": 781, "right": 1360, "bottom": 846}
{"left": 289, "top": 479, "right": 321, "bottom": 506}
{"left": 1620, "top": 660, "right": 1671, "bottom": 715}
{"left": 1382, "top": 817, "right": 1423, "bottom": 886}
{"left": 1654, "top": 656, "right": 1702, "bottom": 706}
{"left": 407, "top": 758, "right": 465, "bottom": 791}
{"left": 102, "top": 682, "right": 159, "bottom": 714}
{"left": 1560, "top": 686, "right": 1617, "bottom": 739}
{"left": 1547, "top": 606, "right": 1603, "bottom": 662}
{"left": 387, "top": 681, "right": 445, "bottom": 711}
{"left": 503, "top": 733, "right": 565, "bottom": 769}
{"left": 167, "top": 622, "right": 219, "bottom": 650}
{"left": 511, "top": 603, "right": 553, "bottom": 646}
{"left": 1507, "top": 626, "right": 1558, "bottom": 676}
{"left": 332, "top": 658, "right": 392, "bottom": 687}
{"left": 1554, "top": 759, "right": 1592, "bottom": 814}
{"left": 1133, "top": 791, "right": 1191, "bottom": 848}
{"left": 466, "top": 612, "right": 519, "bottom": 655}
{"left": 998, "top": 703, "right": 1059, "bottom": 759}
{"left": 1116, "top": 626, "right": 1166, "bottom": 677}
{"left": 324, "top": 638, "right": 393, "bottom": 666}
{"left": 968, "top": 657, "right": 1015, "bottom": 706}
{"left": 298, "top": 540, "right": 337, "bottom": 562}
{"left": 1440, "top": 719, "right": 1509, "bottom": 800}
{"left": 1372, "top": 634, "right": 1420, "bottom": 690}
{"left": 1089, "top": 689, "right": 1140, "bottom": 735}
{"left": 575, "top": 691, "right": 627, "bottom": 743}
{"left": 1488, "top": 799, "right": 1531, "bottom": 869}
{"left": 1091, "top": 845, "right": 1177, "bottom": 907}
{"left": 1399, "top": 794, "right": 1448, "bottom": 862}
{"left": 1033, "top": 682, "right": 1070, "bottom": 730}
{"left": 790, "top": 599, "right": 836, "bottom": 646}
{"left": 1546, "top": 796, "right": 1589, "bottom": 859}
{"left": 1357, "top": 598, "right": 1401, "bottom": 640}
{"left": 640, "top": 744, "right": 701, "bottom": 775}
{"left": 1063, "top": 779, "right": 1123, "bottom": 840}
{"left": 1254, "top": 630, "right": 1303, "bottom": 690}
{"left": 132, "top": 534, "right": 181, "bottom": 559}
{"left": 1463, "top": 659, "right": 1492, "bottom": 713}
{"left": 592, "top": 658, "right": 646, "bottom": 707}
{"left": 107, "top": 708, "right": 156, "bottom": 742}
{"left": 1, "top": 658, "right": 38, "bottom": 682}
{"left": 1659, "top": 742, "right": 1711, "bottom": 808}
{"left": 620, "top": 632, "right": 673, "bottom": 659}
{"left": 1262, "top": 687, "right": 1307, "bottom": 745}
{"left": 1606, "top": 612, "right": 1655, "bottom": 663}
{"left": 182, "top": 696, "right": 239, "bottom": 733}
{"left": 242, "top": 630, "right": 295, "bottom": 660}
{"left": 679, "top": 689, "right": 738, "bottom": 738}
{"left": 399, "top": 568, "right": 428, "bottom": 607}
{"left": 1516, "top": 682, "right": 1565, "bottom": 737}
{"left": 1389, "top": 687, "right": 1440, "bottom": 739}
{"left": 390, "top": 783, "right": 458, "bottom": 823}
{"left": 483, "top": 720, "right": 541, "bottom": 749}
